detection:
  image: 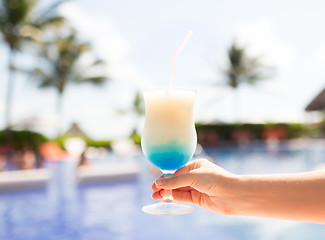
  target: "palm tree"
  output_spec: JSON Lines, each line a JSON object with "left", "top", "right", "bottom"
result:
{"left": 223, "top": 40, "right": 274, "bottom": 122}
{"left": 133, "top": 91, "right": 145, "bottom": 117}
{"left": 132, "top": 90, "right": 144, "bottom": 132}
{"left": 0, "top": 0, "right": 66, "bottom": 129}
{"left": 126, "top": 90, "right": 144, "bottom": 144}
{"left": 26, "top": 30, "right": 108, "bottom": 135}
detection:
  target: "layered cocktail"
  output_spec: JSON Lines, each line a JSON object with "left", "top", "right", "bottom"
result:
{"left": 141, "top": 88, "right": 197, "bottom": 215}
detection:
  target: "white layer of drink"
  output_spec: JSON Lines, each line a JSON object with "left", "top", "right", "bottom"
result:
{"left": 141, "top": 89, "right": 197, "bottom": 171}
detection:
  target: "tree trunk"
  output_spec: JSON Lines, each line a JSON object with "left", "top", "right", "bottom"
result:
{"left": 233, "top": 87, "right": 240, "bottom": 123}
{"left": 4, "top": 49, "right": 16, "bottom": 163}
{"left": 56, "top": 92, "right": 63, "bottom": 137}
{"left": 5, "top": 49, "right": 16, "bottom": 129}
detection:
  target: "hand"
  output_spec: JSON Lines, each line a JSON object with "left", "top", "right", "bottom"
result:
{"left": 152, "top": 158, "right": 325, "bottom": 223}
{"left": 151, "top": 158, "right": 238, "bottom": 214}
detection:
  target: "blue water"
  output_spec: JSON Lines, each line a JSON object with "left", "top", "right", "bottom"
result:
{"left": 144, "top": 144, "right": 193, "bottom": 170}
{"left": 1, "top": 143, "right": 325, "bottom": 240}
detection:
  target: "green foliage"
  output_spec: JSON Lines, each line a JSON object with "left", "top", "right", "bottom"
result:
{"left": 224, "top": 41, "right": 274, "bottom": 89}
{"left": 129, "top": 132, "right": 141, "bottom": 145}
{"left": 133, "top": 91, "right": 144, "bottom": 116}
{"left": 23, "top": 29, "right": 108, "bottom": 136}
{"left": 0, "top": 0, "right": 66, "bottom": 128}
{"left": 195, "top": 122, "right": 306, "bottom": 142}
{"left": 264, "top": 122, "right": 305, "bottom": 139}
{"left": 303, "top": 124, "right": 322, "bottom": 138}
{"left": 27, "top": 30, "right": 108, "bottom": 95}
{"left": 0, "top": 129, "right": 48, "bottom": 153}
{"left": 53, "top": 135, "right": 65, "bottom": 149}
{"left": 0, "top": 0, "right": 66, "bottom": 51}
{"left": 85, "top": 140, "right": 112, "bottom": 149}
{"left": 24, "top": 29, "right": 108, "bottom": 136}
{"left": 54, "top": 135, "right": 111, "bottom": 150}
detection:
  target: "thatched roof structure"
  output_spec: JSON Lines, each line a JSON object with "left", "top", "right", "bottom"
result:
{"left": 305, "top": 88, "right": 325, "bottom": 111}
{"left": 64, "top": 122, "right": 89, "bottom": 139}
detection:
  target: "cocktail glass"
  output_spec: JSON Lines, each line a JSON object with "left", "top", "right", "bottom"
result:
{"left": 141, "top": 88, "right": 197, "bottom": 215}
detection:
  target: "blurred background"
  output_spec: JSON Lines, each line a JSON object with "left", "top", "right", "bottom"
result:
{"left": 1, "top": 0, "right": 325, "bottom": 239}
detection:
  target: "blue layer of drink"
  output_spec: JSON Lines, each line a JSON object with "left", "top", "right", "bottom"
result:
{"left": 145, "top": 144, "right": 194, "bottom": 171}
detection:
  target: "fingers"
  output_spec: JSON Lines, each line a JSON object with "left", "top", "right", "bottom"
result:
{"left": 152, "top": 190, "right": 163, "bottom": 200}
{"left": 151, "top": 159, "right": 211, "bottom": 192}
{"left": 152, "top": 180, "right": 193, "bottom": 192}
{"left": 151, "top": 179, "right": 161, "bottom": 192}
{"left": 173, "top": 161, "right": 196, "bottom": 176}
{"left": 152, "top": 189, "right": 200, "bottom": 205}
{"left": 155, "top": 172, "right": 195, "bottom": 190}
{"left": 172, "top": 189, "right": 195, "bottom": 204}
{"left": 173, "top": 158, "right": 205, "bottom": 177}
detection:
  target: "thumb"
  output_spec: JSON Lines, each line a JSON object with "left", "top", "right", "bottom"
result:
{"left": 155, "top": 172, "right": 195, "bottom": 189}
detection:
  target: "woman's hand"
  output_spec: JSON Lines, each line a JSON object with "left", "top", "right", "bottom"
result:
{"left": 151, "top": 158, "right": 239, "bottom": 214}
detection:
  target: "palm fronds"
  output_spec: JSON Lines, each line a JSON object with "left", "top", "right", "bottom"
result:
{"left": 224, "top": 41, "right": 274, "bottom": 89}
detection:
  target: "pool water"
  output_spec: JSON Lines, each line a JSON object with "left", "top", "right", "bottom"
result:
{"left": 1, "top": 142, "right": 325, "bottom": 240}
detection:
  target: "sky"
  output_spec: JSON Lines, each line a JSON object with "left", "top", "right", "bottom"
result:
{"left": 1, "top": 0, "right": 325, "bottom": 139}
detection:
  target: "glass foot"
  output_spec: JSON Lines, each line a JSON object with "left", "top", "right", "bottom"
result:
{"left": 142, "top": 200, "right": 193, "bottom": 215}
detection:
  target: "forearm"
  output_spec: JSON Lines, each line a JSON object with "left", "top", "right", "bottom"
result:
{"left": 229, "top": 170, "right": 325, "bottom": 223}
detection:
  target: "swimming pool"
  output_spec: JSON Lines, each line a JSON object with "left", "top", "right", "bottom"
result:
{"left": 1, "top": 141, "right": 325, "bottom": 240}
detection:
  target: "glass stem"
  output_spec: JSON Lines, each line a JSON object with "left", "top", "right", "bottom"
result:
{"left": 161, "top": 171, "right": 175, "bottom": 202}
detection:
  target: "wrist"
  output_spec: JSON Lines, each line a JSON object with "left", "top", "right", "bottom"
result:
{"left": 224, "top": 174, "right": 275, "bottom": 217}
{"left": 219, "top": 173, "right": 248, "bottom": 216}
